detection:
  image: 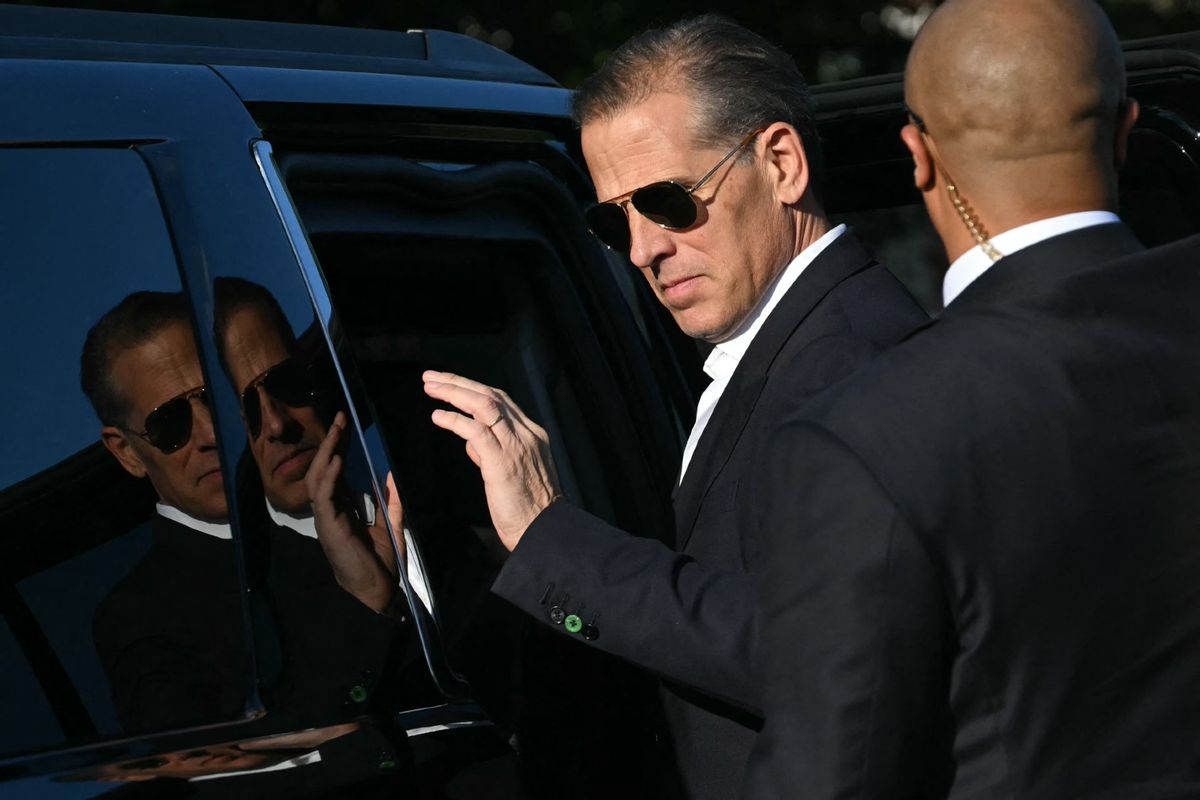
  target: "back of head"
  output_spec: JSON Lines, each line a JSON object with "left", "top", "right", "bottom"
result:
{"left": 81, "top": 291, "right": 191, "bottom": 427}
{"left": 906, "top": 0, "right": 1128, "bottom": 220}
{"left": 573, "top": 14, "right": 823, "bottom": 186}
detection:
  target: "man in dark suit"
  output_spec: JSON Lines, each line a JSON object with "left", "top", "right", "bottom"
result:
{"left": 83, "top": 291, "right": 404, "bottom": 733}
{"left": 422, "top": 16, "right": 926, "bottom": 798}
{"left": 743, "top": 0, "right": 1200, "bottom": 797}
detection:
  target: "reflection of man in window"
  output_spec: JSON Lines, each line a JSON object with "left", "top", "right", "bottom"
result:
{"left": 81, "top": 291, "right": 247, "bottom": 732}
{"left": 214, "top": 277, "right": 431, "bottom": 614}
{"left": 84, "top": 290, "right": 413, "bottom": 736}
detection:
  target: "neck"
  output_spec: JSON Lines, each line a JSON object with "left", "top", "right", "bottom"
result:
{"left": 792, "top": 207, "right": 831, "bottom": 260}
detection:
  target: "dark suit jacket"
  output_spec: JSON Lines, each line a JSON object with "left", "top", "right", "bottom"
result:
{"left": 744, "top": 223, "right": 1200, "bottom": 799}
{"left": 94, "top": 514, "right": 401, "bottom": 734}
{"left": 492, "top": 230, "right": 928, "bottom": 799}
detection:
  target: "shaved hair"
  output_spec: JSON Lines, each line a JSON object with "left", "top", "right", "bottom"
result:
{"left": 906, "top": 0, "right": 1128, "bottom": 213}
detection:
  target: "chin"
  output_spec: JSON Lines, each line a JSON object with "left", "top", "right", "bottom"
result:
{"left": 269, "top": 490, "right": 310, "bottom": 517}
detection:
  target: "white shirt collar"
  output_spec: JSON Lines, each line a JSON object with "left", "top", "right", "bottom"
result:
{"left": 704, "top": 224, "right": 847, "bottom": 381}
{"left": 268, "top": 502, "right": 322, "bottom": 539}
{"left": 156, "top": 502, "right": 232, "bottom": 540}
{"left": 942, "top": 211, "right": 1120, "bottom": 306}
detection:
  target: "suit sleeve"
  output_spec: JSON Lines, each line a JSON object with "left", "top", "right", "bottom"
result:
{"left": 491, "top": 501, "right": 760, "bottom": 712}
{"left": 741, "top": 423, "right": 953, "bottom": 800}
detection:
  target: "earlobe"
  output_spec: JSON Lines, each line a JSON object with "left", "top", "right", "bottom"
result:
{"left": 101, "top": 426, "right": 148, "bottom": 478}
{"left": 900, "top": 124, "right": 935, "bottom": 191}
{"left": 765, "top": 123, "right": 810, "bottom": 206}
{"left": 1114, "top": 97, "right": 1140, "bottom": 170}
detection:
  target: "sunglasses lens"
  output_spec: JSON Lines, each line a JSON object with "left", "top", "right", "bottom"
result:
{"left": 585, "top": 203, "right": 632, "bottom": 253}
{"left": 262, "top": 360, "right": 315, "bottom": 408}
{"left": 144, "top": 396, "right": 194, "bottom": 454}
{"left": 631, "top": 182, "right": 698, "bottom": 229}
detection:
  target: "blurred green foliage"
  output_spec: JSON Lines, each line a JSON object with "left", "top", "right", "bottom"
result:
{"left": 16, "top": 0, "right": 1200, "bottom": 86}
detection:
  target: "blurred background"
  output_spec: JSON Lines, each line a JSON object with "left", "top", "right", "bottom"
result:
{"left": 13, "top": 0, "right": 1200, "bottom": 86}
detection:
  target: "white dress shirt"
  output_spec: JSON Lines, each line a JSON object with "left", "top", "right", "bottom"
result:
{"left": 942, "top": 211, "right": 1120, "bottom": 306}
{"left": 678, "top": 224, "right": 848, "bottom": 481}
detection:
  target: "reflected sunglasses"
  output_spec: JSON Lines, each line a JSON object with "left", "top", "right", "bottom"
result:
{"left": 120, "top": 386, "right": 209, "bottom": 454}
{"left": 240, "top": 357, "right": 318, "bottom": 439}
{"left": 584, "top": 127, "right": 766, "bottom": 254}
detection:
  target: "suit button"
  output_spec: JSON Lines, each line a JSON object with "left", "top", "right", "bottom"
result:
{"left": 582, "top": 624, "right": 599, "bottom": 641}
{"left": 549, "top": 606, "right": 566, "bottom": 624}
{"left": 564, "top": 614, "right": 583, "bottom": 633}
{"left": 349, "top": 685, "right": 368, "bottom": 704}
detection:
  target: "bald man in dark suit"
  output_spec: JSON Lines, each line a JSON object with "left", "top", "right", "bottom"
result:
{"left": 744, "top": 1, "right": 1200, "bottom": 797}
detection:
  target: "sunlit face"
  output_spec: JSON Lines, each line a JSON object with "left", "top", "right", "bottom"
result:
{"left": 222, "top": 306, "right": 326, "bottom": 515}
{"left": 103, "top": 322, "right": 227, "bottom": 522}
{"left": 581, "top": 92, "right": 791, "bottom": 343}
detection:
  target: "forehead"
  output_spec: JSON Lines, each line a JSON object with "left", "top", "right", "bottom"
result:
{"left": 222, "top": 305, "right": 292, "bottom": 385}
{"left": 111, "top": 321, "right": 203, "bottom": 415}
{"left": 581, "top": 92, "right": 706, "bottom": 199}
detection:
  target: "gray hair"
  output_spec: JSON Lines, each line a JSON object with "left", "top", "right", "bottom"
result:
{"left": 572, "top": 14, "right": 822, "bottom": 185}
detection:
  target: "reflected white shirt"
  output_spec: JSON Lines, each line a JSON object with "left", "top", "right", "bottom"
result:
{"left": 678, "top": 224, "right": 847, "bottom": 481}
{"left": 942, "top": 211, "right": 1120, "bottom": 306}
{"left": 268, "top": 500, "right": 433, "bottom": 614}
{"left": 154, "top": 501, "right": 432, "bottom": 614}
{"left": 156, "top": 502, "right": 232, "bottom": 539}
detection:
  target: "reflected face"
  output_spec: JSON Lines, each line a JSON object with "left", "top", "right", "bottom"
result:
{"left": 581, "top": 92, "right": 787, "bottom": 343}
{"left": 103, "top": 321, "right": 227, "bottom": 521}
{"left": 222, "top": 306, "right": 326, "bottom": 515}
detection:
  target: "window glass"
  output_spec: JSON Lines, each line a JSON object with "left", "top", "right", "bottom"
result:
{"left": 278, "top": 149, "right": 672, "bottom": 794}
{"left": 0, "top": 149, "right": 251, "bottom": 752}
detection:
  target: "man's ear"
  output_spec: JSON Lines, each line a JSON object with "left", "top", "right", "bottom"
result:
{"left": 900, "top": 123, "right": 936, "bottom": 192}
{"left": 1114, "top": 97, "right": 1140, "bottom": 171}
{"left": 762, "top": 122, "right": 811, "bottom": 206}
{"left": 101, "top": 426, "right": 148, "bottom": 479}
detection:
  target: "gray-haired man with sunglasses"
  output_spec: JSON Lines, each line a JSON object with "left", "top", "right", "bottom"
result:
{"left": 424, "top": 15, "right": 926, "bottom": 798}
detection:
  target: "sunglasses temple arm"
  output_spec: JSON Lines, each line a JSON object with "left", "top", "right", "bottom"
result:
{"left": 688, "top": 129, "right": 764, "bottom": 195}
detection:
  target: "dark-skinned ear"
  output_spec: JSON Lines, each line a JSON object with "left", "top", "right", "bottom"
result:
{"left": 900, "top": 123, "right": 936, "bottom": 192}
{"left": 101, "top": 426, "right": 149, "bottom": 479}
{"left": 1114, "top": 97, "right": 1140, "bottom": 171}
{"left": 762, "top": 122, "right": 811, "bottom": 206}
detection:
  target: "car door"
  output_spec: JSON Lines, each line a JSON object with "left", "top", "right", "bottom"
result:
{"left": 0, "top": 57, "right": 469, "bottom": 796}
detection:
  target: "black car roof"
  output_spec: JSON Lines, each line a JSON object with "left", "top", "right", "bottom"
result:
{"left": 0, "top": 3, "right": 558, "bottom": 87}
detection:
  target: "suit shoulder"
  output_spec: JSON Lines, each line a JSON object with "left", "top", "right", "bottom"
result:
{"left": 825, "top": 262, "right": 928, "bottom": 343}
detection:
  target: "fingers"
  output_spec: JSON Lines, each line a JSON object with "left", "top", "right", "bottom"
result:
{"left": 305, "top": 412, "right": 347, "bottom": 507}
{"left": 429, "top": 406, "right": 507, "bottom": 463}
{"left": 423, "top": 370, "right": 536, "bottom": 430}
{"left": 384, "top": 471, "right": 404, "bottom": 533}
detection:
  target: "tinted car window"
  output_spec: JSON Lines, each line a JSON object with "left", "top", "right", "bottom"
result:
{"left": 273, "top": 146, "right": 672, "bottom": 796}
{"left": 0, "top": 149, "right": 251, "bottom": 752}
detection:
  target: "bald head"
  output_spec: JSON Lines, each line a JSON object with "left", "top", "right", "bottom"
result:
{"left": 904, "top": 0, "right": 1135, "bottom": 235}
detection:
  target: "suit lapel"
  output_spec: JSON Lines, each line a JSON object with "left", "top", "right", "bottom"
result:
{"left": 672, "top": 231, "right": 878, "bottom": 549}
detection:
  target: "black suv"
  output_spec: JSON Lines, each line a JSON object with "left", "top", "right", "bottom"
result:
{"left": 0, "top": 5, "right": 1197, "bottom": 797}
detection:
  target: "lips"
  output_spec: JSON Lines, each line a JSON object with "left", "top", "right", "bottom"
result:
{"left": 660, "top": 274, "right": 703, "bottom": 304}
{"left": 273, "top": 445, "right": 316, "bottom": 479}
{"left": 197, "top": 467, "right": 224, "bottom": 486}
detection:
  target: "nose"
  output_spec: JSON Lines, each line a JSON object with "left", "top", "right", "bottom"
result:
{"left": 256, "top": 385, "right": 290, "bottom": 441}
{"left": 191, "top": 395, "right": 218, "bottom": 450}
{"left": 627, "top": 208, "right": 677, "bottom": 270}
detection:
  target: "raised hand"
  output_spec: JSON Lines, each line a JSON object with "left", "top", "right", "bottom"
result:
{"left": 305, "top": 411, "right": 400, "bottom": 613}
{"left": 423, "top": 370, "right": 561, "bottom": 551}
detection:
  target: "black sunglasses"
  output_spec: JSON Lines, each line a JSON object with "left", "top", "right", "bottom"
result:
{"left": 120, "top": 385, "right": 209, "bottom": 454}
{"left": 240, "top": 357, "right": 317, "bottom": 439}
{"left": 585, "top": 127, "right": 766, "bottom": 254}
